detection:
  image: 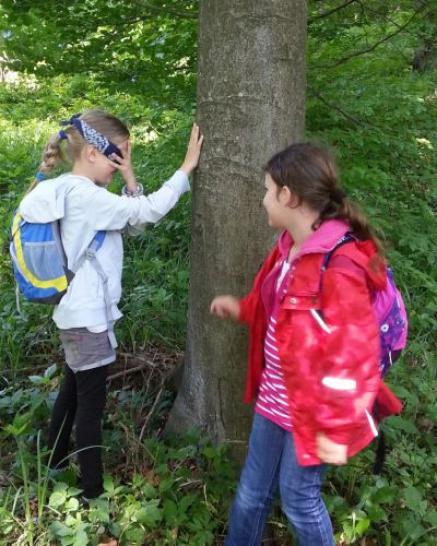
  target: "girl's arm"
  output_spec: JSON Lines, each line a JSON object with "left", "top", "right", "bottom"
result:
{"left": 86, "top": 170, "right": 190, "bottom": 231}
{"left": 211, "top": 244, "right": 281, "bottom": 323}
{"left": 88, "top": 124, "right": 203, "bottom": 231}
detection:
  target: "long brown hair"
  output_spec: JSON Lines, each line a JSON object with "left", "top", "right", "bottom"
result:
{"left": 264, "top": 142, "right": 385, "bottom": 257}
{"left": 27, "top": 109, "right": 129, "bottom": 193}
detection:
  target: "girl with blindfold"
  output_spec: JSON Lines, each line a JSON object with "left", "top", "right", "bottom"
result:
{"left": 19, "top": 109, "right": 203, "bottom": 501}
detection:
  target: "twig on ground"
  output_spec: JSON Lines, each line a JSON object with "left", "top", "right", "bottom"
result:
{"left": 107, "top": 363, "right": 149, "bottom": 381}
{"left": 139, "top": 384, "right": 165, "bottom": 442}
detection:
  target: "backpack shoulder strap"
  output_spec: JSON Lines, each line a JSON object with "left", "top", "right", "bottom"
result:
{"left": 322, "top": 233, "right": 376, "bottom": 274}
{"left": 321, "top": 232, "right": 357, "bottom": 272}
{"left": 319, "top": 233, "right": 358, "bottom": 293}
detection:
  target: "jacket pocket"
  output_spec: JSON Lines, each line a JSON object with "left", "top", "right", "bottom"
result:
{"left": 281, "top": 292, "right": 320, "bottom": 311}
{"left": 281, "top": 292, "right": 333, "bottom": 334}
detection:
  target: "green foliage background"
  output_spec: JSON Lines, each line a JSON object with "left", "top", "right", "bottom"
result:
{"left": 0, "top": 1, "right": 436, "bottom": 544}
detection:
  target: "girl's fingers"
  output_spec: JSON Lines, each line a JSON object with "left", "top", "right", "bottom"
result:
{"left": 108, "top": 158, "right": 123, "bottom": 169}
{"left": 191, "top": 124, "right": 202, "bottom": 145}
{"left": 210, "top": 303, "right": 226, "bottom": 317}
{"left": 125, "top": 140, "right": 132, "bottom": 160}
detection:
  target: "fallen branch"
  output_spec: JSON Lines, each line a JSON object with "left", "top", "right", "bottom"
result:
{"left": 139, "top": 384, "right": 165, "bottom": 442}
{"left": 1, "top": 363, "right": 53, "bottom": 376}
{"left": 106, "top": 363, "right": 149, "bottom": 382}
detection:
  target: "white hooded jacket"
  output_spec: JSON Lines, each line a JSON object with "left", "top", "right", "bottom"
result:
{"left": 19, "top": 170, "right": 189, "bottom": 330}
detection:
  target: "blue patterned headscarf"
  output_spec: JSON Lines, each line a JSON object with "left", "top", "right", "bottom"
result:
{"left": 59, "top": 114, "right": 123, "bottom": 159}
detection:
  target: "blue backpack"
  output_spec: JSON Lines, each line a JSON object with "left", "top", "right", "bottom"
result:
{"left": 10, "top": 211, "right": 105, "bottom": 305}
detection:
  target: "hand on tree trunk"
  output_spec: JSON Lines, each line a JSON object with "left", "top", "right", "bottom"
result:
{"left": 179, "top": 123, "right": 204, "bottom": 176}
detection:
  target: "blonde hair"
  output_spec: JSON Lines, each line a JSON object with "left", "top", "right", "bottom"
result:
{"left": 27, "top": 109, "right": 129, "bottom": 193}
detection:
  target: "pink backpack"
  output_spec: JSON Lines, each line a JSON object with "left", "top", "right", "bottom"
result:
{"left": 322, "top": 233, "right": 408, "bottom": 376}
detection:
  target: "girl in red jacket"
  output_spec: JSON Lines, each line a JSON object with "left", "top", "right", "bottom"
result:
{"left": 210, "top": 143, "right": 401, "bottom": 546}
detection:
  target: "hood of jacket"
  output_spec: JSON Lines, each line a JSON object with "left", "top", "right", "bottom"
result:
{"left": 276, "top": 219, "right": 386, "bottom": 290}
{"left": 19, "top": 174, "right": 91, "bottom": 223}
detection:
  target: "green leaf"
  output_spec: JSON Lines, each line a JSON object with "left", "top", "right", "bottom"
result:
{"left": 355, "top": 517, "right": 370, "bottom": 536}
{"left": 125, "top": 525, "right": 145, "bottom": 544}
{"left": 141, "top": 482, "right": 157, "bottom": 498}
{"left": 44, "top": 364, "right": 58, "bottom": 378}
{"left": 67, "top": 487, "right": 83, "bottom": 497}
{"left": 159, "top": 478, "right": 174, "bottom": 493}
{"left": 49, "top": 521, "right": 74, "bottom": 538}
{"left": 103, "top": 474, "right": 115, "bottom": 494}
{"left": 49, "top": 490, "right": 68, "bottom": 508}
{"left": 372, "top": 486, "right": 396, "bottom": 504}
{"left": 134, "top": 501, "right": 162, "bottom": 528}
{"left": 367, "top": 504, "right": 388, "bottom": 522}
{"left": 73, "top": 530, "right": 89, "bottom": 546}
{"left": 403, "top": 486, "right": 423, "bottom": 511}
{"left": 424, "top": 510, "right": 437, "bottom": 527}
{"left": 179, "top": 494, "right": 196, "bottom": 514}
{"left": 65, "top": 497, "right": 80, "bottom": 511}
{"left": 28, "top": 375, "right": 46, "bottom": 385}
{"left": 163, "top": 499, "right": 178, "bottom": 525}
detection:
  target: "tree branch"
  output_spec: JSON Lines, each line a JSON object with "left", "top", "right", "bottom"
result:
{"left": 314, "top": 7, "right": 424, "bottom": 69}
{"left": 308, "top": 87, "right": 367, "bottom": 126}
{"left": 134, "top": 0, "right": 197, "bottom": 19}
{"left": 308, "top": 0, "right": 358, "bottom": 25}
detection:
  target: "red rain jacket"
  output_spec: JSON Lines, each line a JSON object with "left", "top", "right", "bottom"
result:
{"left": 239, "top": 220, "right": 402, "bottom": 466}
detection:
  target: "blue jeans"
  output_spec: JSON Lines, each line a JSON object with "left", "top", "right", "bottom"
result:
{"left": 225, "top": 413, "right": 334, "bottom": 546}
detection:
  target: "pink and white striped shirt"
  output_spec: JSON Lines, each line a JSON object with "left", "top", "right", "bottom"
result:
{"left": 255, "top": 260, "right": 293, "bottom": 431}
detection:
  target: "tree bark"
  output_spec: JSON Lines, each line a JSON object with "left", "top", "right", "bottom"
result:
{"left": 166, "top": 0, "right": 307, "bottom": 458}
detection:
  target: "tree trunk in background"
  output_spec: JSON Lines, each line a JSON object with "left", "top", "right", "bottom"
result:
{"left": 167, "top": 0, "right": 307, "bottom": 457}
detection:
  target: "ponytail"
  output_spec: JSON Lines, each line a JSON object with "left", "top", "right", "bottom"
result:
{"left": 318, "top": 195, "right": 385, "bottom": 258}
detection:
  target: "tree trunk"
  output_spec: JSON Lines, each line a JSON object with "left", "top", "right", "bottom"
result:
{"left": 166, "top": 0, "right": 307, "bottom": 457}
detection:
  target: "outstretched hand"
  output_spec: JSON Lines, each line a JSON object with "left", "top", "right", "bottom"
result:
{"left": 210, "top": 295, "right": 240, "bottom": 321}
{"left": 179, "top": 123, "right": 204, "bottom": 176}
